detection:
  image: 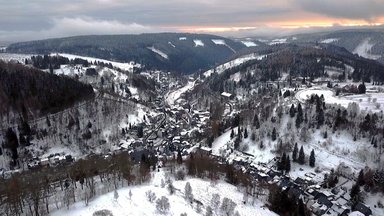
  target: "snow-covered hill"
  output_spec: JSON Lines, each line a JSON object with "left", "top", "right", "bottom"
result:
{"left": 52, "top": 169, "right": 277, "bottom": 216}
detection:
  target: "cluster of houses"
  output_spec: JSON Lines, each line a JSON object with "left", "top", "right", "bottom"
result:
{"left": 27, "top": 153, "right": 74, "bottom": 169}
{"left": 196, "top": 146, "right": 372, "bottom": 216}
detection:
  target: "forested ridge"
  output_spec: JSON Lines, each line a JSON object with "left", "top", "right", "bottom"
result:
{"left": 6, "top": 33, "right": 246, "bottom": 74}
{"left": 0, "top": 60, "right": 95, "bottom": 117}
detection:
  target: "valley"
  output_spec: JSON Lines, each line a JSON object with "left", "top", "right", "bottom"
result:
{"left": 0, "top": 32, "right": 384, "bottom": 216}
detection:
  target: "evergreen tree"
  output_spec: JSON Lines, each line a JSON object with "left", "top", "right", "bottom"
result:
{"left": 296, "top": 103, "right": 303, "bottom": 128}
{"left": 358, "top": 82, "right": 366, "bottom": 94}
{"left": 177, "top": 148, "right": 183, "bottom": 164}
{"left": 292, "top": 143, "right": 298, "bottom": 162}
{"left": 244, "top": 128, "right": 248, "bottom": 139}
{"left": 278, "top": 153, "right": 286, "bottom": 171}
{"left": 289, "top": 104, "right": 296, "bottom": 118}
{"left": 317, "top": 108, "right": 324, "bottom": 128}
{"left": 298, "top": 146, "right": 305, "bottom": 165}
{"left": 253, "top": 114, "right": 260, "bottom": 129}
{"left": 357, "top": 169, "right": 365, "bottom": 186}
{"left": 350, "top": 183, "right": 362, "bottom": 207}
{"left": 285, "top": 155, "right": 291, "bottom": 173}
{"left": 309, "top": 149, "right": 315, "bottom": 167}
{"left": 271, "top": 127, "right": 277, "bottom": 141}
{"left": 230, "top": 129, "right": 234, "bottom": 139}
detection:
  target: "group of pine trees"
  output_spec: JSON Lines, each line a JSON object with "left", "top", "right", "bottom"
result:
{"left": 278, "top": 143, "right": 315, "bottom": 173}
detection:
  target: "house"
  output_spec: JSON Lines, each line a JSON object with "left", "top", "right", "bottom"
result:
{"left": 354, "top": 202, "right": 372, "bottom": 216}
{"left": 221, "top": 92, "right": 234, "bottom": 100}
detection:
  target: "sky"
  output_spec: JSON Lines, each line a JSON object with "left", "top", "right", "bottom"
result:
{"left": 0, "top": 0, "right": 384, "bottom": 43}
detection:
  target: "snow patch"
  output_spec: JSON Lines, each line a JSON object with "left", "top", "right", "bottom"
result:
{"left": 269, "top": 38, "right": 287, "bottom": 45}
{"left": 0, "top": 53, "right": 32, "bottom": 63}
{"left": 179, "top": 37, "right": 187, "bottom": 40}
{"left": 168, "top": 41, "right": 176, "bottom": 48}
{"left": 353, "top": 38, "right": 381, "bottom": 60}
{"left": 204, "top": 53, "right": 266, "bottom": 77}
{"left": 241, "top": 41, "right": 258, "bottom": 47}
{"left": 53, "top": 53, "right": 140, "bottom": 72}
{"left": 320, "top": 38, "right": 339, "bottom": 44}
{"left": 147, "top": 47, "right": 168, "bottom": 59}
{"left": 296, "top": 87, "right": 384, "bottom": 112}
{"left": 165, "top": 80, "right": 196, "bottom": 106}
{"left": 193, "top": 39, "right": 204, "bottom": 47}
{"left": 211, "top": 39, "right": 226, "bottom": 45}
{"left": 211, "top": 39, "right": 235, "bottom": 53}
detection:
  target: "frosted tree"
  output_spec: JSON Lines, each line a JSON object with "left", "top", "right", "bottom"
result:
{"left": 146, "top": 190, "right": 157, "bottom": 202}
{"left": 221, "top": 197, "right": 236, "bottom": 216}
{"left": 129, "top": 190, "right": 132, "bottom": 200}
{"left": 114, "top": 189, "right": 119, "bottom": 200}
{"left": 156, "top": 196, "right": 170, "bottom": 214}
{"left": 184, "top": 182, "right": 193, "bottom": 203}
{"left": 211, "top": 193, "right": 221, "bottom": 210}
{"left": 205, "top": 206, "right": 213, "bottom": 216}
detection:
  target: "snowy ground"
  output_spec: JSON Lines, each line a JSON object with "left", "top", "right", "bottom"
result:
{"left": 193, "top": 40, "right": 204, "bottom": 47}
{"left": 241, "top": 41, "right": 257, "bottom": 47}
{"left": 204, "top": 53, "right": 266, "bottom": 77}
{"left": 52, "top": 53, "right": 140, "bottom": 72}
{"left": 211, "top": 39, "right": 236, "bottom": 53}
{"left": 51, "top": 168, "right": 277, "bottom": 216}
{"left": 147, "top": 47, "right": 169, "bottom": 59}
{"left": 268, "top": 38, "right": 287, "bottom": 45}
{"left": 353, "top": 38, "right": 381, "bottom": 60}
{"left": 0, "top": 53, "right": 33, "bottom": 63}
{"left": 296, "top": 87, "right": 384, "bottom": 113}
{"left": 165, "top": 80, "right": 196, "bottom": 106}
{"left": 320, "top": 38, "right": 339, "bottom": 44}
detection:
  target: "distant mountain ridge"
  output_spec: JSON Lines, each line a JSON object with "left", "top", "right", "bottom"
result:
{"left": 6, "top": 33, "right": 249, "bottom": 74}
{"left": 287, "top": 29, "right": 384, "bottom": 64}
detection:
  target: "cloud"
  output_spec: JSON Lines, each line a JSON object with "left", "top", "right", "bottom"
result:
{"left": 0, "top": 0, "right": 383, "bottom": 43}
{"left": 0, "top": 17, "right": 160, "bottom": 42}
{"left": 294, "top": 0, "right": 384, "bottom": 21}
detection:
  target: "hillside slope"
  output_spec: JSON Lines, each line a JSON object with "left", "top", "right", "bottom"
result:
{"left": 6, "top": 33, "right": 247, "bottom": 74}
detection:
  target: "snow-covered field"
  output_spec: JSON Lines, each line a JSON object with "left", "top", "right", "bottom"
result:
{"left": 204, "top": 53, "right": 266, "bottom": 77}
{"left": 320, "top": 38, "right": 339, "bottom": 44}
{"left": 211, "top": 39, "right": 225, "bottom": 45}
{"left": 241, "top": 41, "right": 257, "bottom": 47}
{"left": 166, "top": 80, "right": 196, "bottom": 106}
{"left": 296, "top": 87, "right": 384, "bottom": 112}
{"left": 148, "top": 47, "right": 169, "bottom": 59}
{"left": 353, "top": 38, "right": 381, "bottom": 60}
{"left": 52, "top": 53, "right": 140, "bottom": 72}
{"left": 269, "top": 38, "right": 287, "bottom": 45}
{"left": 51, "top": 169, "right": 277, "bottom": 216}
{"left": 193, "top": 39, "right": 204, "bottom": 47}
{"left": 211, "top": 39, "right": 236, "bottom": 52}
{"left": 0, "top": 53, "right": 33, "bottom": 63}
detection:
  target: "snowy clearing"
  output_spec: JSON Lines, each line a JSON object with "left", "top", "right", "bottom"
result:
{"left": 179, "top": 37, "right": 187, "bottom": 40}
{"left": 0, "top": 53, "right": 33, "bottom": 63}
{"left": 168, "top": 41, "right": 176, "bottom": 48}
{"left": 193, "top": 39, "right": 204, "bottom": 47}
{"left": 166, "top": 81, "right": 196, "bottom": 106}
{"left": 320, "top": 38, "right": 339, "bottom": 44}
{"left": 211, "top": 39, "right": 226, "bottom": 45}
{"left": 211, "top": 39, "right": 236, "bottom": 53}
{"left": 147, "top": 47, "right": 169, "bottom": 59}
{"left": 204, "top": 53, "right": 266, "bottom": 77}
{"left": 241, "top": 41, "right": 258, "bottom": 47}
{"left": 353, "top": 38, "right": 381, "bottom": 60}
{"left": 269, "top": 38, "right": 287, "bottom": 45}
{"left": 296, "top": 87, "right": 384, "bottom": 112}
{"left": 52, "top": 169, "right": 277, "bottom": 216}
{"left": 52, "top": 53, "right": 140, "bottom": 72}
